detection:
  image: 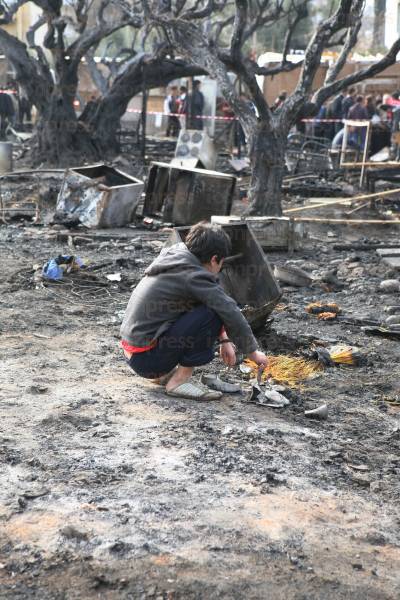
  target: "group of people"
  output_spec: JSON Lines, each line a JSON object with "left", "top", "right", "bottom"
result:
{"left": 254, "top": 87, "right": 397, "bottom": 155}
{"left": 308, "top": 88, "right": 395, "bottom": 154}
{"left": 317, "top": 88, "right": 380, "bottom": 139}
{"left": 164, "top": 80, "right": 205, "bottom": 137}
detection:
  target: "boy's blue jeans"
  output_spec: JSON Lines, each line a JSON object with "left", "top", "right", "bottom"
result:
{"left": 127, "top": 305, "right": 222, "bottom": 379}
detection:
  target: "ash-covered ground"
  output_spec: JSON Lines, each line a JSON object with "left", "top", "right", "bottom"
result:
{"left": 1, "top": 215, "right": 400, "bottom": 599}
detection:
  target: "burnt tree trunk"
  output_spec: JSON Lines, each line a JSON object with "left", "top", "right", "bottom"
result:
{"left": 0, "top": 28, "right": 98, "bottom": 165}
{"left": 37, "top": 96, "right": 98, "bottom": 165}
{"left": 246, "top": 122, "right": 287, "bottom": 216}
{"left": 83, "top": 94, "right": 128, "bottom": 157}
{"left": 36, "top": 61, "right": 98, "bottom": 165}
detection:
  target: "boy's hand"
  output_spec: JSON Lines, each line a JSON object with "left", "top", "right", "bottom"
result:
{"left": 220, "top": 342, "right": 236, "bottom": 367}
{"left": 247, "top": 350, "right": 268, "bottom": 366}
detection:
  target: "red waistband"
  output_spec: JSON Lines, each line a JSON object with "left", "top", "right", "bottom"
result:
{"left": 121, "top": 339, "right": 157, "bottom": 354}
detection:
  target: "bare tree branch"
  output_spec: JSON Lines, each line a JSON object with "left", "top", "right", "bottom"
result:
{"left": 0, "top": 0, "right": 27, "bottom": 24}
{"left": 212, "top": 14, "right": 235, "bottom": 43}
{"left": 324, "top": 0, "right": 364, "bottom": 85}
{"left": 230, "top": 0, "right": 247, "bottom": 59}
{"left": 253, "top": 60, "right": 304, "bottom": 76}
{"left": 26, "top": 15, "right": 54, "bottom": 82}
{"left": 0, "top": 27, "right": 52, "bottom": 110}
{"left": 67, "top": 16, "right": 141, "bottom": 67}
{"left": 243, "top": 0, "right": 287, "bottom": 41}
{"left": 182, "top": 0, "right": 216, "bottom": 20}
{"left": 31, "top": 0, "right": 62, "bottom": 16}
{"left": 314, "top": 36, "right": 400, "bottom": 106}
{"left": 174, "top": 0, "right": 189, "bottom": 16}
{"left": 86, "top": 50, "right": 109, "bottom": 95}
{"left": 297, "top": 0, "right": 355, "bottom": 94}
{"left": 281, "top": 1, "right": 309, "bottom": 63}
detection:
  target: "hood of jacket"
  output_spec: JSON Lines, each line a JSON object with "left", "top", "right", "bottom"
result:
{"left": 145, "top": 243, "right": 204, "bottom": 276}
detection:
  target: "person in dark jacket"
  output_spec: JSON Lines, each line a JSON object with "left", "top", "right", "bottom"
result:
{"left": 366, "top": 95, "right": 378, "bottom": 119}
{"left": 120, "top": 222, "right": 267, "bottom": 400}
{"left": 189, "top": 80, "right": 205, "bottom": 130}
{"left": 342, "top": 87, "right": 356, "bottom": 119}
{"left": 165, "top": 85, "right": 180, "bottom": 137}
{"left": 348, "top": 95, "right": 369, "bottom": 120}
{"left": 18, "top": 89, "right": 32, "bottom": 128}
{"left": 0, "top": 88, "right": 15, "bottom": 140}
{"left": 326, "top": 90, "right": 346, "bottom": 137}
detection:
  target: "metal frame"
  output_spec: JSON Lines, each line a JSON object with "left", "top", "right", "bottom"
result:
{"left": 340, "top": 119, "right": 371, "bottom": 186}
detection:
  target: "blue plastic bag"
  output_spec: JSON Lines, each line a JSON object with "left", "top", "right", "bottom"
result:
{"left": 42, "top": 255, "right": 84, "bottom": 280}
{"left": 42, "top": 258, "right": 64, "bottom": 280}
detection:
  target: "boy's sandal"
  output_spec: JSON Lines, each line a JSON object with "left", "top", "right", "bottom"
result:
{"left": 166, "top": 381, "right": 223, "bottom": 401}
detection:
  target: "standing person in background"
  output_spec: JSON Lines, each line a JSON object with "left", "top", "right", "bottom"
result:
{"left": 348, "top": 95, "right": 369, "bottom": 120}
{"left": 189, "top": 80, "right": 205, "bottom": 130}
{"left": 0, "top": 87, "right": 15, "bottom": 140}
{"left": 366, "top": 95, "right": 378, "bottom": 119}
{"left": 348, "top": 95, "right": 369, "bottom": 150}
{"left": 385, "top": 91, "right": 400, "bottom": 131}
{"left": 178, "top": 85, "right": 188, "bottom": 130}
{"left": 314, "top": 102, "right": 331, "bottom": 140}
{"left": 326, "top": 89, "right": 346, "bottom": 137}
{"left": 18, "top": 88, "right": 32, "bottom": 129}
{"left": 342, "top": 87, "right": 356, "bottom": 119}
{"left": 164, "top": 86, "right": 180, "bottom": 137}
{"left": 295, "top": 100, "right": 318, "bottom": 135}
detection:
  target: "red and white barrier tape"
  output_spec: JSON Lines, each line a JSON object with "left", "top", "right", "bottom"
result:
{"left": 301, "top": 118, "right": 343, "bottom": 123}
{"left": 126, "top": 108, "right": 237, "bottom": 121}
{"left": 124, "top": 110, "right": 375, "bottom": 124}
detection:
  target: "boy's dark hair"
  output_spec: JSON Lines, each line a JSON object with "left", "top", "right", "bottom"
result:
{"left": 185, "top": 222, "right": 232, "bottom": 264}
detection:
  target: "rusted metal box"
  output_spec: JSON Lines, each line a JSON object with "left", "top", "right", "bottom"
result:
{"left": 56, "top": 164, "right": 144, "bottom": 228}
{"left": 166, "top": 223, "right": 281, "bottom": 330}
{"left": 143, "top": 161, "right": 236, "bottom": 225}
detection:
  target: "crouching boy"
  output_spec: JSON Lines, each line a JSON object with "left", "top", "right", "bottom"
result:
{"left": 120, "top": 222, "right": 267, "bottom": 400}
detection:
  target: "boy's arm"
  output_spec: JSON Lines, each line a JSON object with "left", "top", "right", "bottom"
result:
{"left": 219, "top": 327, "right": 237, "bottom": 367}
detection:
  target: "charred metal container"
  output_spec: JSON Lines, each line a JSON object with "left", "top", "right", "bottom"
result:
{"left": 56, "top": 164, "right": 144, "bottom": 228}
{"left": 0, "top": 142, "right": 13, "bottom": 174}
{"left": 143, "top": 161, "right": 236, "bottom": 225}
{"left": 166, "top": 223, "right": 281, "bottom": 329}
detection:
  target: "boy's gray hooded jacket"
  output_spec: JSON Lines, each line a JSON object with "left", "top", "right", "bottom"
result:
{"left": 120, "top": 243, "right": 258, "bottom": 354}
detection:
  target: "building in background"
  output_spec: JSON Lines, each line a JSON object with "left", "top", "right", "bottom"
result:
{"left": 385, "top": 0, "right": 400, "bottom": 48}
